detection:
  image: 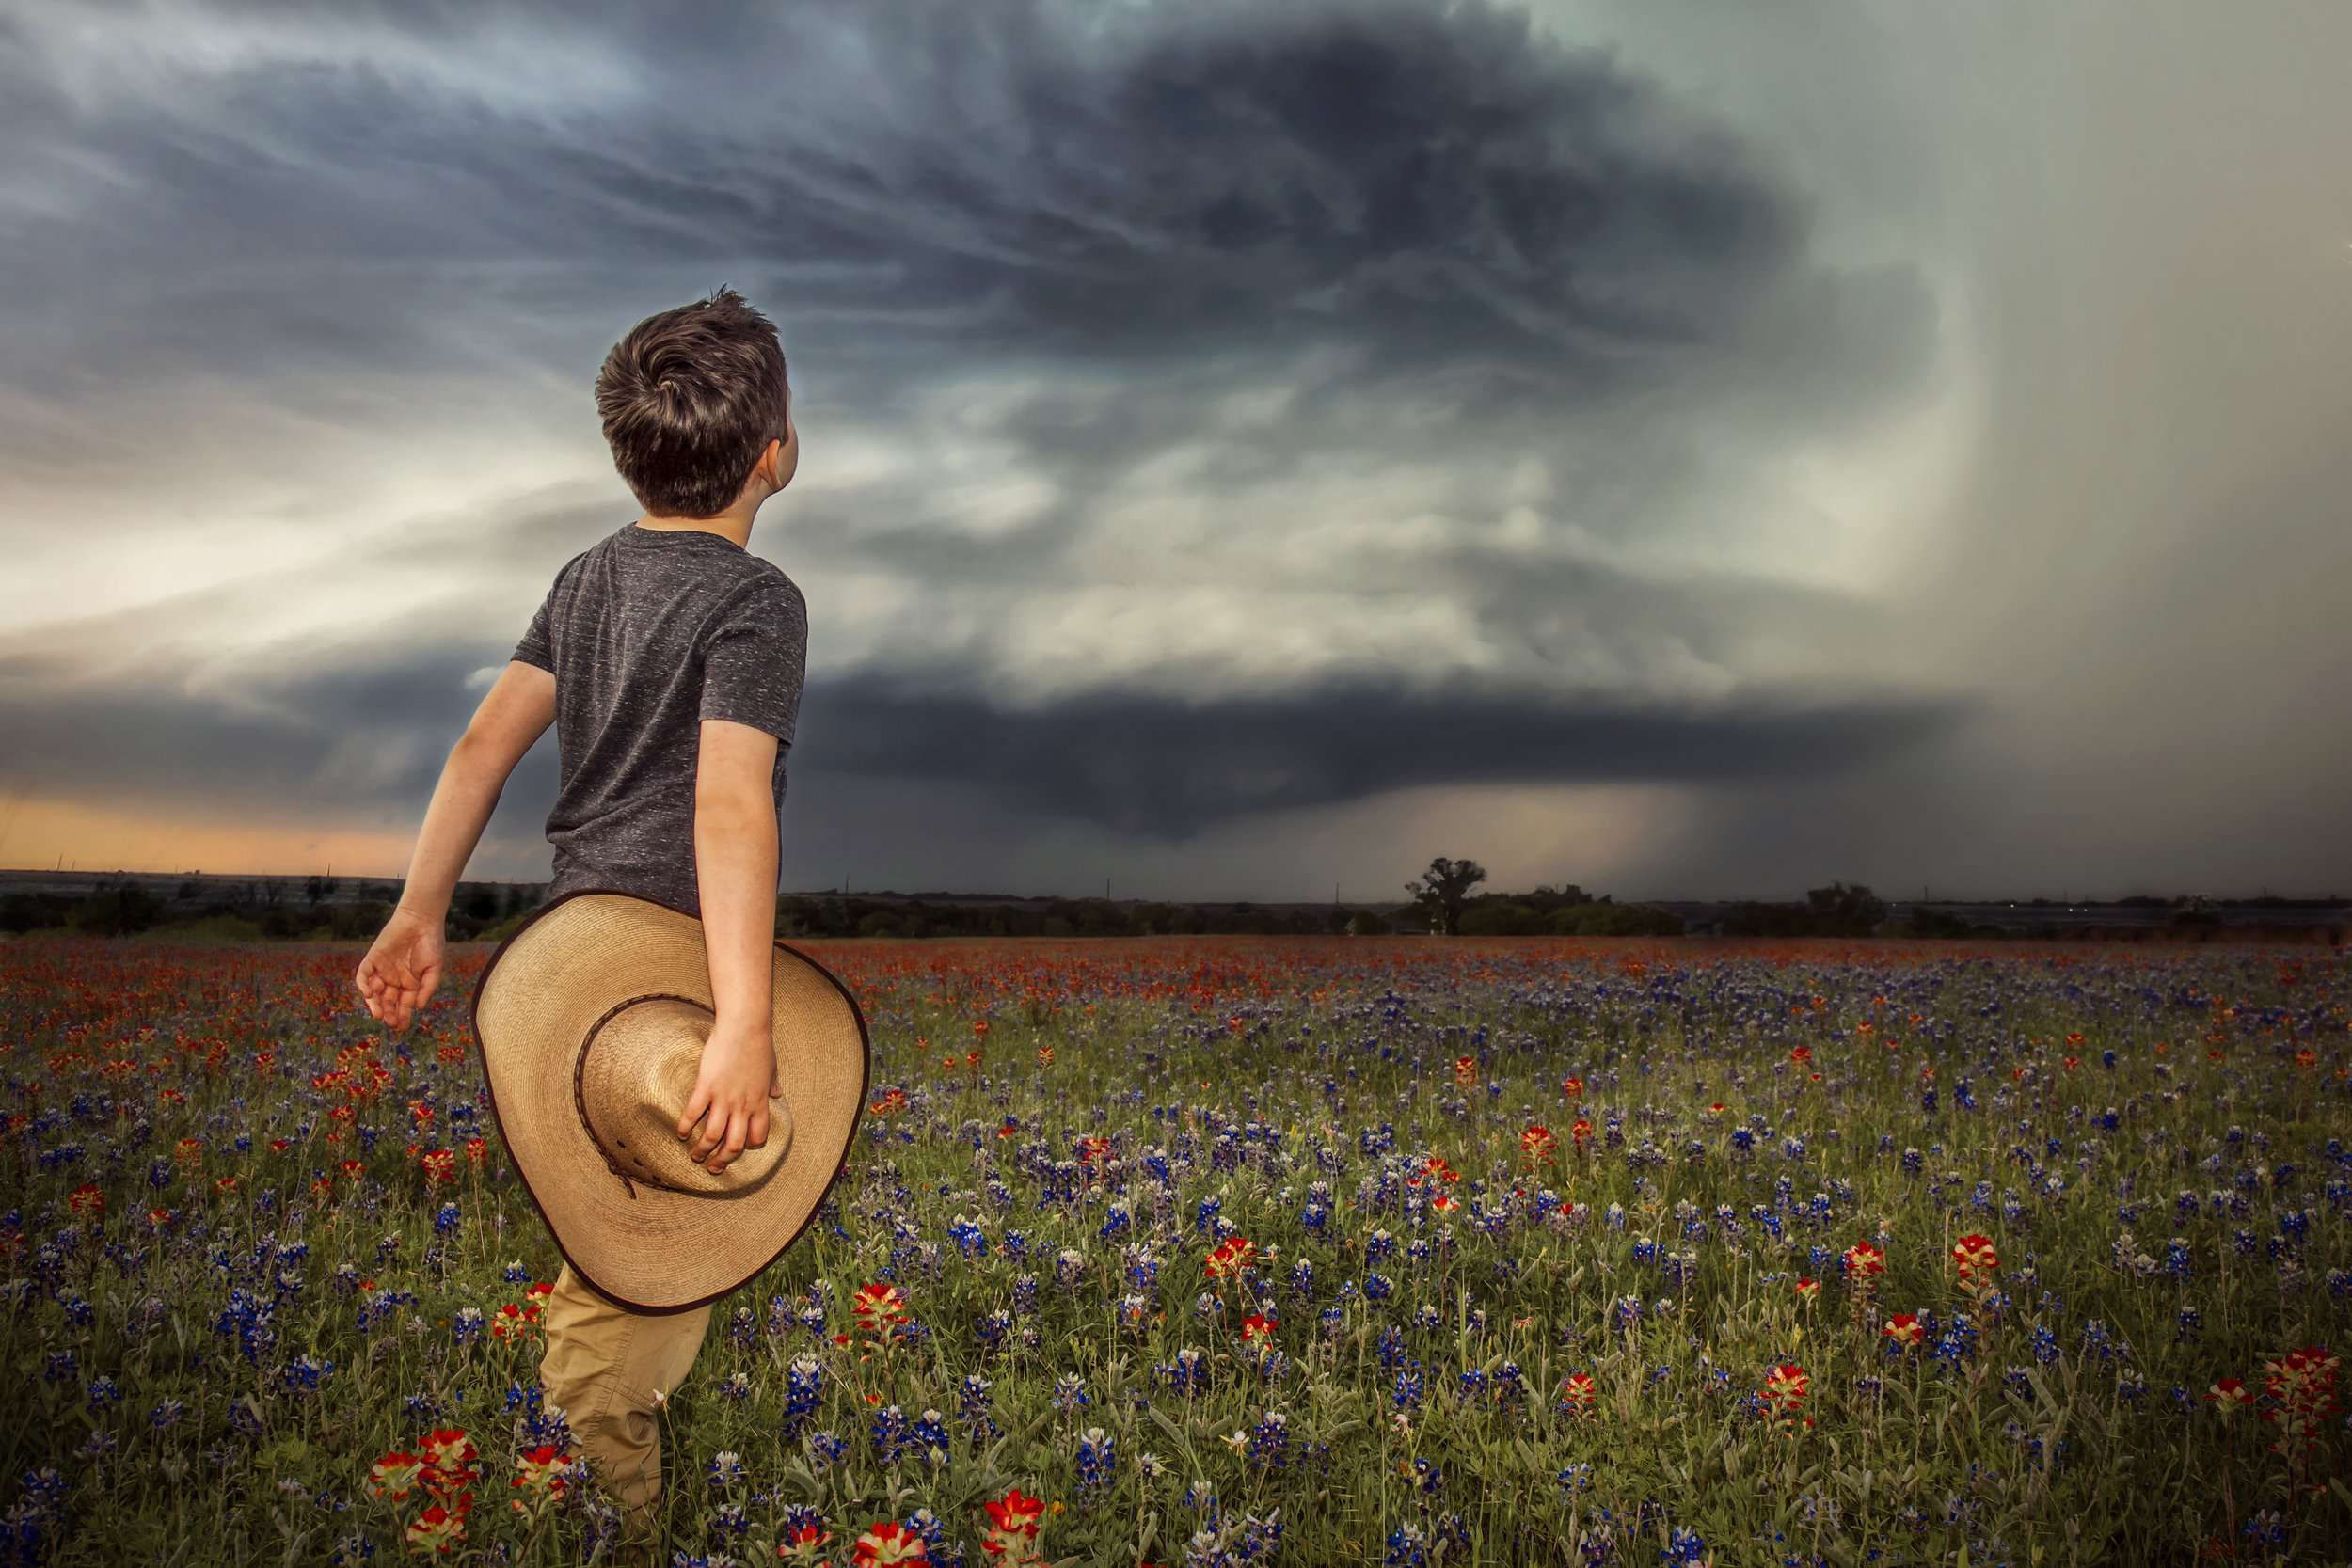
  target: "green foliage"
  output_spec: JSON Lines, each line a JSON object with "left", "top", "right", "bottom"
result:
{"left": 774, "top": 895, "right": 1331, "bottom": 941}
{"left": 1724, "top": 882, "right": 1890, "bottom": 938}
{"left": 1406, "top": 857, "right": 1488, "bottom": 936}
{"left": 63, "top": 884, "right": 168, "bottom": 936}
{"left": 1893, "top": 908, "right": 2019, "bottom": 941}
{"left": 1455, "top": 888, "right": 1684, "bottom": 939}
{"left": 0, "top": 887, "right": 405, "bottom": 942}
{"left": 2, "top": 939, "right": 2345, "bottom": 1564}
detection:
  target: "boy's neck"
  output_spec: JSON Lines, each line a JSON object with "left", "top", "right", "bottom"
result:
{"left": 633, "top": 513, "right": 754, "bottom": 549}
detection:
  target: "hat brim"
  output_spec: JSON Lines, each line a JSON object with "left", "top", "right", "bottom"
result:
{"left": 469, "top": 889, "right": 867, "bottom": 1313}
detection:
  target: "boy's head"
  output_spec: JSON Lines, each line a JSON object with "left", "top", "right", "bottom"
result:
{"left": 596, "top": 288, "right": 791, "bottom": 519}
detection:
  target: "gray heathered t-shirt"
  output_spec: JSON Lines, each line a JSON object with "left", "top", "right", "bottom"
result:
{"left": 512, "top": 522, "right": 807, "bottom": 917}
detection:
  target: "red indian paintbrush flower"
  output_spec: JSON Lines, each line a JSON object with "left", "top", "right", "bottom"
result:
{"left": 1238, "top": 1313, "right": 1276, "bottom": 1344}
{"left": 852, "top": 1283, "right": 909, "bottom": 1327}
{"left": 1841, "top": 1242, "right": 1885, "bottom": 1284}
{"left": 1763, "top": 1364, "right": 1810, "bottom": 1414}
{"left": 1520, "top": 1126, "right": 1557, "bottom": 1165}
{"left": 2207, "top": 1377, "right": 2251, "bottom": 1413}
{"left": 2258, "top": 1347, "right": 2340, "bottom": 1446}
{"left": 405, "top": 1499, "right": 470, "bottom": 1555}
{"left": 1792, "top": 1278, "right": 1820, "bottom": 1302}
{"left": 368, "top": 1453, "right": 426, "bottom": 1502}
{"left": 1951, "top": 1234, "right": 1998, "bottom": 1286}
{"left": 781, "top": 1525, "right": 834, "bottom": 1564}
{"left": 982, "top": 1487, "right": 1046, "bottom": 1540}
{"left": 1204, "top": 1237, "right": 1258, "bottom": 1278}
{"left": 853, "top": 1520, "right": 931, "bottom": 1565}
{"left": 1559, "top": 1372, "right": 1597, "bottom": 1412}
{"left": 508, "top": 1446, "right": 571, "bottom": 1516}
{"left": 1883, "top": 1313, "right": 1925, "bottom": 1350}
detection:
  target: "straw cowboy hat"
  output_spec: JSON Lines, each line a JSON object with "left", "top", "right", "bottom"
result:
{"left": 469, "top": 889, "right": 868, "bottom": 1312}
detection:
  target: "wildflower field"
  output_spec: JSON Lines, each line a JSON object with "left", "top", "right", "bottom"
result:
{"left": 3, "top": 933, "right": 2349, "bottom": 1567}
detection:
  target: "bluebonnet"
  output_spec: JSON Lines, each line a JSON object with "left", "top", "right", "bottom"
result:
{"left": 280, "top": 1354, "right": 331, "bottom": 1395}
{"left": 1156, "top": 1349, "right": 1210, "bottom": 1397}
{"left": 1075, "top": 1427, "right": 1115, "bottom": 1507}
{"left": 780, "top": 1354, "right": 823, "bottom": 1441}
{"left": 869, "top": 1405, "right": 909, "bottom": 1465}
{"left": 956, "top": 1374, "right": 997, "bottom": 1448}
{"left": 909, "top": 1410, "right": 950, "bottom": 1465}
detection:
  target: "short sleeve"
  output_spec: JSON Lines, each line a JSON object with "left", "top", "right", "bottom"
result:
{"left": 512, "top": 592, "right": 556, "bottom": 673}
{"left": 699, "top": 578, "right": 807, "bottom": 744}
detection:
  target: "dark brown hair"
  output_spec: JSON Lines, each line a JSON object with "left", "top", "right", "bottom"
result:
{"left": 596, "top": 288, "right": 789, "bottom": 518}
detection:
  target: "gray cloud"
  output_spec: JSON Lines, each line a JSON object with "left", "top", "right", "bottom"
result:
{"left": 21, "top": 0, "right": 2184, "bottom": 899}
{"left": 802, "top": 677, "right": 1966, "bottom": 835}
{"left": 0, "top": 0, "right": 1917, "bottom": 400}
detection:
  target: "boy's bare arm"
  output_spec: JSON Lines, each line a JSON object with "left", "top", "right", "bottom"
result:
{"left": 355, "top": 662, "right": 556, "bottom": 1031}
{"left": 679, "top": 717, "right": 784, "bottom": 1173}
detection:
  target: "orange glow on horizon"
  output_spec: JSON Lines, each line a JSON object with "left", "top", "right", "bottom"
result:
{"left": 0, "top": 796, "right": 539, "bottom": 880}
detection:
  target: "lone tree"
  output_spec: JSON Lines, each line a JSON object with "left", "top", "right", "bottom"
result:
{"left": 1804, "top": 881, "right": 1887, "bottom": 936}
{"left": 1407, "top": 856, "right": 1487, "bottom": 936}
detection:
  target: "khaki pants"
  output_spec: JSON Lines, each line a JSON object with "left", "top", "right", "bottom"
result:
{"left": 539, "top": 1264, "right": 711, "bottom": 1528}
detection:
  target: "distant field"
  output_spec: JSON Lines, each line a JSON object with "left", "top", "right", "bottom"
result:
{"left": 2, "top": 934, "right": 2346, "bottom": 1565}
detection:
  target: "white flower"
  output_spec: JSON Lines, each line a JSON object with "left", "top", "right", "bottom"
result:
{"left": 1138, "top": 1451, "right": 1168, "bottom": 1478}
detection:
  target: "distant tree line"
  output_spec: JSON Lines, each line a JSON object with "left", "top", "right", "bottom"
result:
{"left": 1397, "top": 857, "right": 1685, "bottom": 938}
{"left": 777, "top": 895, "right": 1366, "bottom": 940}
{"left": 0, "top": 879, "right": 539, "bottom": 942}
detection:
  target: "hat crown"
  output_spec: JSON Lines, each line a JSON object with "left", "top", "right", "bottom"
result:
{"left": 576, "top": 995, "right": 790, "bottom": 1196}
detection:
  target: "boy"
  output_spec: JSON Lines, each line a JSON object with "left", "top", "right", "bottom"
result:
{"left": 355, "top": 287, "right": 806, "bottom": 1537}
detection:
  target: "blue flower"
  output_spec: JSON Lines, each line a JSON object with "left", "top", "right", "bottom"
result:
{"left": 1075, "top": 1427, "right": 1115, "bottom": 1507}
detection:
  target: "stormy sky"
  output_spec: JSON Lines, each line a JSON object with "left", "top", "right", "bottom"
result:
{"left": 3, "top": 0, "right": 2348, "bottom": 902}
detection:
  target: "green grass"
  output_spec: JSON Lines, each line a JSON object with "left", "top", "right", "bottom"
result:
{"left": 1, "top": 935, "right": 2346, "bottom": 1565}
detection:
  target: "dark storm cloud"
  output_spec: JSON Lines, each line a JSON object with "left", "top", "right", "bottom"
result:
{"left": 0, "top": 0, "right": 1863, "bottom": 398}
{"left": 802, "top": 679, "right": 1965, "bottom": 836}
{"left": 0, "top": 636, "right": 1961, "bottom": 838}
{"left": 0, "top": 647, "right": 528, "bottom": 816}
{"left": 787, "top": 0, "right": 1810, "bottom": 373}
{"left": 0, "top": 0, "right": 1953, "bottom": 877}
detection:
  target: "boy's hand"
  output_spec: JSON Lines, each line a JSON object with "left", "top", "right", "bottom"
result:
{"left": 355, "top": 907, "right": 446, "bottom": 1032}
{"left": 679, "top": 1018, "right": 783, "bottom": 1173}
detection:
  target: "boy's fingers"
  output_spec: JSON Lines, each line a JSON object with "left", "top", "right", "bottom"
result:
{"left": 678, "top": 1086, "right": 711, "bottom": 1141}
{"left": 713, "top": 1111, "right": 748, "bottom": 1172}
{"left": 747, "top": 1107, "right": 768, "bottom": 1149}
